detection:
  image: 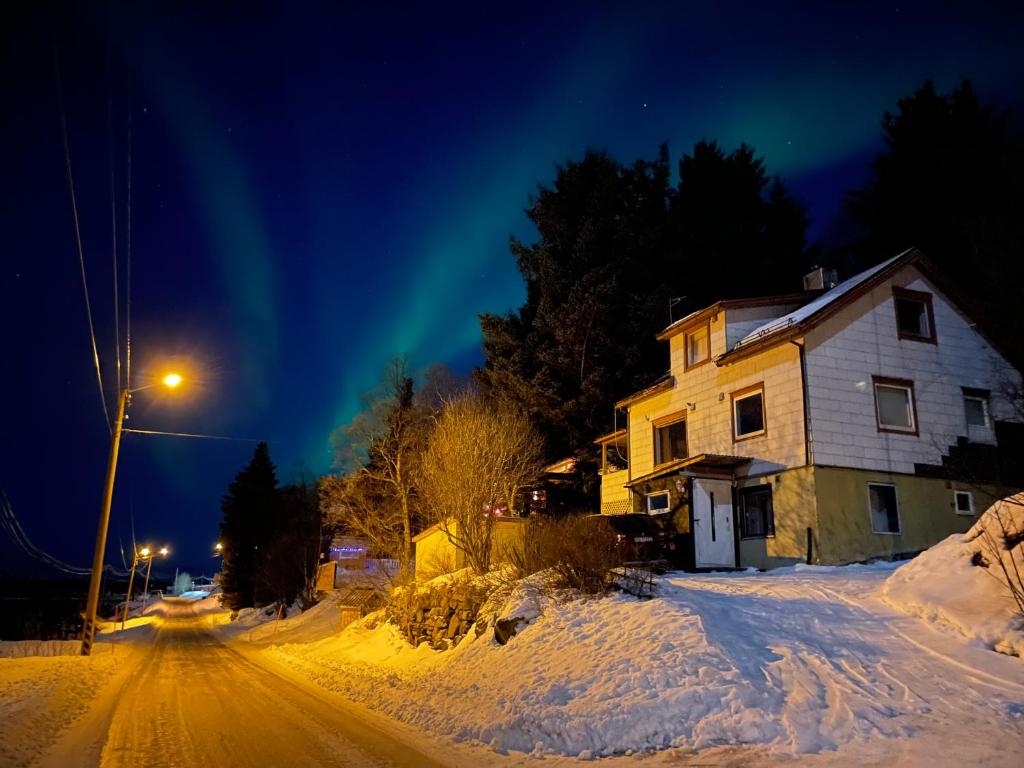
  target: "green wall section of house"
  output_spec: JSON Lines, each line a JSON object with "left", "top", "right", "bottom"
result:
{"left": 810, "top": 466, "right": 999, "bottom": 564}
{"left": 738, "top": 466, "right": 818, "bottom": 569}
{"left": 736, "top": 465, "right": 1004, "bottom": 569}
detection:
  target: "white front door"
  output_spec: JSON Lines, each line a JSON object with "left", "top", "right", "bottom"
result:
{"left": 692, "top": 478, "right": 736, "bottom": 568}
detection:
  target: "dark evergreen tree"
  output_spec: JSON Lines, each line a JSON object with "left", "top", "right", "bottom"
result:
{"left": 847, "top": 79, "right": 1024, "bottom": 364}
{"left": 255, "top": 479, "right": 323, "bottom": 607}
{"left": 219, "top": 442, "right": 280, "bottom": 610}
{"left": 477, "top": 143, "right": 809, "bottom": 495}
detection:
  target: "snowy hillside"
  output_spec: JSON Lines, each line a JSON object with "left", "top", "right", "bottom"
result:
{"left": 258, "top": 562, "right": 1024, "bottom": 763}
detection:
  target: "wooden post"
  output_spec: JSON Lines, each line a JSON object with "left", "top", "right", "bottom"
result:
{"left": 806, "top": 527, "right": 814, "bottom": 565}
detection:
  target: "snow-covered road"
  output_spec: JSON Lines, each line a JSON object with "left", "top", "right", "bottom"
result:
{"left": 39, "top": 604, "right": 448, "bottom": 768}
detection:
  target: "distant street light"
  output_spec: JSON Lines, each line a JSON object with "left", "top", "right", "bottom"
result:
{"left": 81, "top": 372, "right": 185, "bottom": 655}
{"left": 121, "top": 543, "right": 169, "bottom": 630}
{"left": 214, "top": 541, "right": 223, "bottom": 556}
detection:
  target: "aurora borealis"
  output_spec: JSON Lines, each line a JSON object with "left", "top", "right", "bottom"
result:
{"left": 2, "top": 1, "right": 1022, "bottom": 573}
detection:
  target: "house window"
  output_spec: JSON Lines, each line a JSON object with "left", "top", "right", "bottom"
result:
{"left": 873, "top": 377, "right": 917, "bottom": 434}
{"left": 685, "top": 323, "right": 710, "bottom": 369}
{"left": 868, "top": 482, "right": 901, "bottom": 534}
{"left": 953, "top": 490, "right": 974, "bottom": 515}
{"left": 893, "top": 287, "right": 936, "bottom": 343}
{"left": 646, "top": 491, "right": 670, "bottom": 514}
{"left": 654, "top": 417, "right": 687, "bottom": 465}
{"left": 732, "top": 385, "right": 766, "bottom": 440}
{"left": 962, "top": 388, "right": 990, "bottom": 430}
{"left": 739, "top": 485, "right": 775, "bottom": 538}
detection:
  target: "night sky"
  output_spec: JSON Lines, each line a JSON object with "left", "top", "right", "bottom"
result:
{"left": 2, "top": 2, "right": 1022, "bottom": 578}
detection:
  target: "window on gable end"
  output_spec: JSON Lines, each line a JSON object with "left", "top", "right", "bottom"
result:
{"left": 893, "top": 287, "right": 936, "bottom": 343}
{"left": 685, "top": 323, "right": 710, "bottom": 369}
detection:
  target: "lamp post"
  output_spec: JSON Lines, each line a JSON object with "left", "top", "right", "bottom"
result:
{"left": 121, "top": 545, "right": 149, "bottom": 631}
{"left": 81, "top": 373, "right": 183, "bottom": 655}
{"left": 141, "top": 546, "right": 170, "bottom": 611}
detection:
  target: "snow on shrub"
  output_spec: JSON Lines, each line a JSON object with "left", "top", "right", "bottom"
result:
{"left": 882, "top": 494, "right": 1024, "bottom": 657}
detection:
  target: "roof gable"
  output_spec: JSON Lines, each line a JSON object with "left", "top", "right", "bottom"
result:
{"left": 717, "top": 248, "right": 923, "bottom": 364}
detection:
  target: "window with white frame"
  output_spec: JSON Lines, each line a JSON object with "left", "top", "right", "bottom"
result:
{"left": 962, "top": 388, "right": 991, "bottom": 431}
{"left": 868, "top": 482, "right": 901, "bottom": 534}
{"left": 685, "top": 323, "right": 710, "bottom": 369}
{"left": 954, "top": 490, "right": 975, "bottom": 515}
{"left": 873, "top": 377, "right": 917, "bottom": 434}
{"left": 732, "top": 385, "right": 766, "bottom": 440}
{"left": 646, "top": 491, "right": 670, "bottom": 514}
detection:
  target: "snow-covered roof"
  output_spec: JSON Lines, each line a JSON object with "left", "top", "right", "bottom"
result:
{"left": 730, "top": 250, "right": 911, "bottom": 352}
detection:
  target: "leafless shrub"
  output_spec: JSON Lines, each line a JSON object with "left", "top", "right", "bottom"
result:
{"left": 969, "top": 495, "right": 1024, "bottom": 616}
{"left": 507, "top": 516, "right": 622, "bottom": 594}
{"left": 419, "top": 393, "right": 545, "bottom": 574}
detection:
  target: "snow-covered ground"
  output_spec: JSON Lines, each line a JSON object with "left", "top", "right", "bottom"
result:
{"left": 882, "top": 494, "right": 1024, "bottom": 657}
{"left": 4, "top": 518, "right": 1024, "bottom": 767}
{"left": 253, "top": 560, "right": 1024, "bottom": 765}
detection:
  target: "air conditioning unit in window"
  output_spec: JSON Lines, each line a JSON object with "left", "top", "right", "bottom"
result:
{"left": 803, "top": 266, "right": 838, "bottom": 291}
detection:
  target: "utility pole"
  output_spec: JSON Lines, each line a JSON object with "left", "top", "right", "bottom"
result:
{"left": 81, "top": 388, "right": 128, "bottom": 656}
{"left": 142, "top": 554, "right": 155, "bottom": 606}
{"left": 80, "top": 372, "right": 183, "bottom": 655}
{"left": 121, "top": 549, "right": 140, "bottom": 631}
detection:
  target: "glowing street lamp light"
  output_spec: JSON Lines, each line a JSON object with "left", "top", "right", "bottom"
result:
{"left": 82, "top": 370, "right": 186, "bottom": 655}
{"left": 213, "top": 542, "right": 223, "bottom": 556}
{"left": 121, "top": 544, "right": 169, "bottom": 630}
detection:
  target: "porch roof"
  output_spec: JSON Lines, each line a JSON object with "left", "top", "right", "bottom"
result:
{"left": 594, "top": 428, "right": 627, "bottom": 446}
{"left": 624, "top": 453, "right": 751, "bottom": 487}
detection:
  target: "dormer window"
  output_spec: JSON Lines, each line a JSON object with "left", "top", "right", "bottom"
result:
{"left": 685, "top": 322, "right": 710, "bottom": 370}
{"left": 893, "top": 287, "right": 936, "bottom": 343}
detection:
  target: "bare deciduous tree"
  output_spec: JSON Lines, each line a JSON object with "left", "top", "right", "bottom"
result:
{"left": 325, "top": 358, "right": 428, "bottom": 579}
{"left": 319, "top": 473, "right": 404, "bottom": 570}
{"left": 419, "top": 393, "right": 546, "bottom": 573}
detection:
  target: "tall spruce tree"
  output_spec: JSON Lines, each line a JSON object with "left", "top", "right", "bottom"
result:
{"left": 219, "top": 442, "right": 280, "bottom": 609}
{"left": 477, "top": 143, "right": 809, "bottom": 494}
{"left": 847, "top": 79, "right": 1024, "bottom": 364}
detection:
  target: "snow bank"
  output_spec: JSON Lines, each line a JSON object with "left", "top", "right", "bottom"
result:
{"left": 882, "top": 495, "right": 1024, "bottom": 657}
{"left": 265, "top": 581, "right": 841, "bottom": 756}
{"left": 216, "top": 593, "right": 345, "bottom": 646}
{"left": 0, "top": 639, "right": 81, "bottom": 658}
{"left": 0, "top": 645, "right": 133, "bottom": 766}
{"left": 261, "top": 563, "right": 1024, "bottom": 761}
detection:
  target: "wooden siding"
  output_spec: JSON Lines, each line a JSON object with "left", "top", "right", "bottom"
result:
{"left": 599, "top": 469, "right": 632, "bottom": 514}
{"left": 623, "top": 311, "right": 806, "bottom": 482}
{"left": 803, "top": 264, "right": 1021, "bottom": 475}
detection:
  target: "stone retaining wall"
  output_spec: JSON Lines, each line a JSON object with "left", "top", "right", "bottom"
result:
{"left": 386, "top": 577, "right": 488, "bottom": 650}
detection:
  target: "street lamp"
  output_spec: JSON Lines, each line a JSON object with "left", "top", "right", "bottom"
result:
{"left": 121, "top": 543, "right": 169, "bottom": 630}
{"left": 81, "top": 372, "right": 184, "bottom": 655}
{"left": 213, "top": 541, "right": 223, "bottom": 556}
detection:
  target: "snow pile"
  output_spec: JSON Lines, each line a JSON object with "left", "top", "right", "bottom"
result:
{"left": 0, "top": 639, "right": 81, "bottom": 658}
{"left": 882, "top": 495, "right": 1024, "bottom": 657}
{"left": 216, "top": 592, "right": 345, "bottom": 646}
{"left": 0, "top": 646, "right": 132, "bottom": 766}
{"left": 260, "top": 564, "right": 1024, "bottom": 761}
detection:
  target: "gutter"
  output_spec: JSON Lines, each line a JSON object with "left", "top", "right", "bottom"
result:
{"left": 790, "top": 339, "right": 813, "bottom": 466}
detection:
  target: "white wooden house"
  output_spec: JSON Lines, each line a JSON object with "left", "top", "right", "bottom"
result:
{"left": 596, "top": 248, "right": 1024, "bottom": 568}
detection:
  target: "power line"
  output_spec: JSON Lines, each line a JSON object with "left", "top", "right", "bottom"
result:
{"left": 125, "top": 106, "right": 133, "bottom": 391}
{"left": 123, "top": 428, "right": 270, "bottom": 443}
{"left": 0, "top": 491, "right": 129, "bottom": 578}
{"left": 108, "top": 80, "right": 122, "bottom": 392}
{"left": 54, "top": 47, "right": 112, "bottom": 433}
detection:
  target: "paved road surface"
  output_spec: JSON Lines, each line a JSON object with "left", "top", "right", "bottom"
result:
{"left": 90, "top": 603, "right": 447, "bottom": 768}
